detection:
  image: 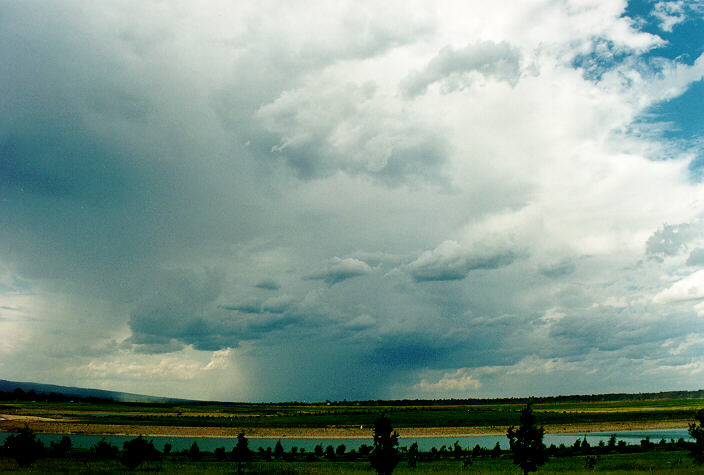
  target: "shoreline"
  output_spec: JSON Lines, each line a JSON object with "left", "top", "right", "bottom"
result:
{"left": 0, "top": 417, "right": 691, "bottom": 439}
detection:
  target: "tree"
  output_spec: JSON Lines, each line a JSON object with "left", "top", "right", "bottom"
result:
{"left": 188, "top": 441, "right": 201, "bottom": 461}
{"left": 121, "top": 436, "right": 159, "bottom": 470}
{"left": 506, "top": 403, "right": 548, "bottom": 474}
{"left": 324, "top": 444, "right": 336, "bottom": 460}
{"left": 214, "top": 447, "right": 226, "bottom": 461}
{"left": 407, "top": 442, "right": 419, "bottom": 467}
{"left": 492, "top": 441, "right": 502, "bottom": 457}
{"left": 231, "top": 431, "right": 250, "bottom": 461}
{"left": 689, "top": 409, "right": 704, "bottom": 465}
{"left": 49, "top": 435, "right": 72, "bottom": 457}
{"left": 92, "top": 438, "right": 118, "bottom": 459}
{"left": 369, "top": 413, "right": 400, "bottom": 475}
{"left": 2, "top": 424, "right": 44, "bottom": 467}
{"left": 274, "top": 440, "right": 284, "bottom": 459}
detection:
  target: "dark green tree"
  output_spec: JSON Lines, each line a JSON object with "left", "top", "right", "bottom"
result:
{"left": 359, "top": 443, "right": 371, "bottom": 456}
{"left": 369, "top": 413, "right": 400, "bottom": 475}
{"left": 231, "top": 431, "right": 250, "bottom": 461}
{"left": 453, "top": 440, "right": 463, "bottom": 458}
{"left": 2, "top": 424, "right": 44, "bottom": 467}
{"left": 49, "top": 435, "right": 72, "bottom": 457}
{"left": 121, "top": 436, "right": 159, "bottom": 470}
{"left": 324, "top": 444, "right": 336, "bottom": 460}
{"left": 607, "top": 434, "right": 616, "bottom": 450}
{"left": 274, "top": 440, "right": 284, "bottom": 458}
{"left": 188, "top": 441, "right": 201, "bottom": 461}
{"left": 92, "top": 438, "right": 118, "bottom": 458}
{"left": 506, "top": 403, "right": 548, "bottom": 474}
{"left": 492, "top": 441, "right": 502, "bottom": 457}
{"left": 214, "top": 446, "right": 226, "bottom": 461}
{"left": 407, "top": 442, "right": 419, "bottom": 467}
{"left": 689, "top": 409, "right": 704, "bottom": 465}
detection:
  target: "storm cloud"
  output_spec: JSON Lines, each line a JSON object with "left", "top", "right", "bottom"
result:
{"left": 1, "top": 1, "right": 704, "bottom": 401}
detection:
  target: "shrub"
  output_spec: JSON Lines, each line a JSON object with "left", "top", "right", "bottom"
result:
{"left": 187, "top": 441, "right": 201, "bottom": 461}
{"left": 121, "top": 436, "right": 159, "bottom": 470}
{"left": 49, "top": 435, "right": 72, "bottom": 457}
{"left": 214, "top": 446, "right": 226, "bottom": 461}
{"left": 689, "top": 408, "right": 704, "bottom": 465}
{"left": 407, "top": 442, "right": 419, "bottom": 467}
{"left": 92, "top": 438, "right": 118, "bottom": 459}
{"left": 2, "top": 425, "right": 44, "bottom": 467}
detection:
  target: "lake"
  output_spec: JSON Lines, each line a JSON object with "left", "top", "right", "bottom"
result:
{"left": 0, "top": 428, "right": 692, "bottom": 452}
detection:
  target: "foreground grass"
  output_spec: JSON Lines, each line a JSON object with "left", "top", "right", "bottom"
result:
{"left": 2, "top": 450, "right": 703, "bottom": 473}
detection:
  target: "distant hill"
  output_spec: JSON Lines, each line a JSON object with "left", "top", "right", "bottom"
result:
{"left": 2, "top": 378, "right": 703, "bottom": 406}
{"left": 0, "top": 379, "right": 186, "bottom": 403}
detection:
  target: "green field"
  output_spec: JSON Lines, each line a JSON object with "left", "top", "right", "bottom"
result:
{"left": 1, "top": 449, "right": 703, "bottom": 473}
{"left": 3, "top": 397, "right": 704, "bottom": 429}
{"left": 2, "top": 394, "right": 704, "bottom": 473}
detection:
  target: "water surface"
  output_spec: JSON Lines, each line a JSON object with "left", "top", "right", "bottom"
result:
{"left": 0, "top": 428, "right": 692, "bottom": 452}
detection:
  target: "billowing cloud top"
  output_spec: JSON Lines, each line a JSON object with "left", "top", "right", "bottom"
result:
{"left": 1, "top": 0, "right": 704, "bottom": 402}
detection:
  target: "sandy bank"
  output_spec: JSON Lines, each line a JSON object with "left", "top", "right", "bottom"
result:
{"left": 0, "top": 417, "right": 691, "bottom": 439}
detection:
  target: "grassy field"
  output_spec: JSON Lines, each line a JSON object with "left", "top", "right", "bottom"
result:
{"left": 2, "top": 397, "right": 703, "bottom": 432}
{"left": 1, "top": 450, "right": 703, "bottom": 473}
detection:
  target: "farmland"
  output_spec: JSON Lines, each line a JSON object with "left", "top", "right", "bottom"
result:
{"left": 2, "top": 395, "right": 703, "bottom": 438}
{"left": 2, "top": 391, "right": 704, "bottom": 473}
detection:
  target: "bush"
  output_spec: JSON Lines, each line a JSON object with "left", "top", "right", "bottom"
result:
{"left": 584, "top": 455, "right": 598, "bottom": 470}
{"left": 187, "top": 441, "right": 201, "bottom": 461}
{"left": 2, "top": 425, "right": 44, "bottom": 467}
{"left": 92, "top": 438, "right": 118, "bottom": 459}
{"left": 689, "top": 408, "right": 704, "bottom": 465}
{"left": 121, "top": 436, "right": 160, "bottom": 470}
{"left": 214, "top": 446, "right": 226, "bottom": 461}
{"left": 325, "top": 444, "right": 336, "bottom": 460}
{"left": 49, "top": 435, "right": 72, "bottom": 457}
{"left": 407, "top": 442, "right": 419, "bottom": 467}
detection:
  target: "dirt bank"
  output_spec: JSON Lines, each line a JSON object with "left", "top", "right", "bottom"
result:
{"left": 0, "top": 416, "right": 691, "bottom": 439}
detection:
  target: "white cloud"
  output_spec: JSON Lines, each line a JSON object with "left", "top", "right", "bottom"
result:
{"left": 652, "top": 1, "right": 686, "bottom": 32}
{"left": 653, "top": 269, "right": 704, "bottom": 303}
{"left": 410, "top": 368, "right": 481, "bottom": 396}
{"left": 307, "top": 257, "right": 373, "bottom": 285}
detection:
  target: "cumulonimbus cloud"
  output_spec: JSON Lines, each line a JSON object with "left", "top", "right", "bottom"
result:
{"left": 400, "top": 41, "right": 521, "bottom": 97}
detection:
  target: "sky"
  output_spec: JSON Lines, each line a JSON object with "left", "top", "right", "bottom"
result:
{"left": 1, "top": 0, "right": 704, "bottom": 402}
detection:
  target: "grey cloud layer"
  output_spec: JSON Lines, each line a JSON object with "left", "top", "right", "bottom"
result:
{"left": 401, "top": 41, "right": 521, "bottom": 97}
{"left": 1, "top": 1, "right": 703, "bottom": 401}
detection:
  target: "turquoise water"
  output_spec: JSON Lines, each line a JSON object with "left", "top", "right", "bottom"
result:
{"left": 0, "top": 428, "right": 692, "bottom": 452}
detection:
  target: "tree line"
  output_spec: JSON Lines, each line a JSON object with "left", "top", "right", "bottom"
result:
{"left": 0, "top": 387, "right": 113, "bottom": 404}
{"left": 3, "top": 385, "right": 703, "bottom": 407}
